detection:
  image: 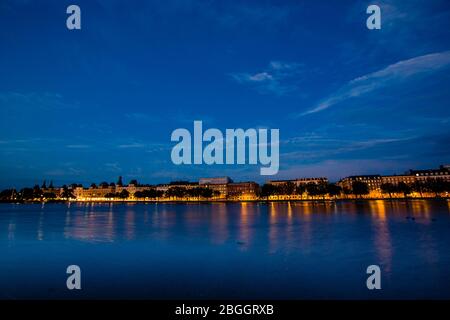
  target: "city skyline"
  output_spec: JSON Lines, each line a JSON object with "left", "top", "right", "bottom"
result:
{"left": 2, "top": 163, "right": 448, "bottom": 197}
{"left": 1, "top": 0, "right": 450, "bottom": 189}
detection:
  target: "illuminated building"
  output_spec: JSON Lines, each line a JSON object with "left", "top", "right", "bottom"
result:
{"left": 199, "top": 177, "right": 233, "bottom": 185}
{"left": 226, "top": 182, "right": 259, "bottom": 200}
{"left": 407, "top": 165, "right": 450, "bottom": 182}
{"left": 198, "top": 177, "right": 232, "bottom": 198}
{"left": 267, "top": 177, "right": 328, "bottom": 187}
{"left": 338, "top": 175, "right": 382, "bottom": 192}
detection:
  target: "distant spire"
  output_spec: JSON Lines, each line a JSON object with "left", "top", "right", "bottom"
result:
{"left": 41, "top": 180, "right": 47, "bottom": 189}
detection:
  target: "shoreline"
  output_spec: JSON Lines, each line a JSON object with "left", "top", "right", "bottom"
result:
{"left": 1, "top": 197, "right": 448, "bottom": 204}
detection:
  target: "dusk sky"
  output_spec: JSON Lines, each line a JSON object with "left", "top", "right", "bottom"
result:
{"left": 1, "top": 0, "right": 450, "bottom": 188}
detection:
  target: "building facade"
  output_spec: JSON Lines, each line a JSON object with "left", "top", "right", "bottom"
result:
{"left": 199, "top": 177, "right": 233, "bottom": 185}
{"left": 198, "top": 177, "right": 231, "bottom": 199}
{"left": 267, "top": 177, "right": 328, "bottom": 187}
{"left": 226, "top": 182, "right": 259, "bottom": 200}
{"left": 338, "top": 175, "right": 382, "bottom": 192}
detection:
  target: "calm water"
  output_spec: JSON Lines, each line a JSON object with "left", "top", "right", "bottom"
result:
{"left": 0, "top": 200, "right": 449, "bottom": 299}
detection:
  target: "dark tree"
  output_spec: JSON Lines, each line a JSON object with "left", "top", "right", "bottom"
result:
{"left": 33, "top": 185, "right": 42, "bottom": 199}
{"left": 134, "top": 191, "right": 144, "bottom": 199}
{"left": 169, "top": 181, "right": 190, "bottom": 185}
{"left": 327, "top": 183, "right": 342, "bottom": 199}
{"left": 306, "top": 182, "right": 323, "bottom": 198}
{"left": 295, "top": 184, "right": 306, "bottom": 197}
{"left": 186, "top": 188, "right": 199, "bottom": 198}
{"left": 397, "top": 182, "right": 412, "bottom": 198}
{"left": 343, "top": 187, "right": 352, "bottom": 198}
{"left": 352, "top": 181, "right": 370, "bottom": 198}
{"left": 199, "top": 187, "right": 213, "bottom": 199}
{"left": 280, "top": 182, "right": 296, "bottom": 195}
{"left": 260, "top": 184, "right": 279, "bottom": 198}
{"left": 104, "top": 192, "right": 116, "bottom": 198}
{"left": 380, "top": 183, "right": 396, "bottom": 199}
{"left": 426, "top": 178, "right": 446, "bottom": 197}
{"left": 412, "top": 181, "right": 426, "bottom": 197}
{"left": 61, "top": 187, "right": 74, "bottom": 199}
{"left": 118, "top": 189, "right": 130, "bottom": 199}
{"left": 20, "top": 188, "right": 34, "bottom": 200}
{"left": 43, "top": 192, "right": 56, "bottom": 199}
{"left": 316, "top": 182, "right": 328, "bottom": 199}
{"left": 143, "top": 189, "right": 155, "bottom": 199}
{"left": 0, "top": 189, "right": 14, "bottom": 201}
{"left": 99, "top": 182, "right": 109, "bottom": 188}
{"left": 165, "top": 187, "right": 186, "bottom": 198}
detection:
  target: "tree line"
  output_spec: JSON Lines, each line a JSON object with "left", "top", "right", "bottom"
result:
{"left": 259, "top": 182, "right": 343, "bottom": 199}
{"left": 259, "top": 178, "right": 450, "bottom": 199}
{"left": 380, "top": 179, "right": 450, "bottom": 198}
{"left": 1, "top": 177, "right": 449, "bottom": 202}
{"left": 0, "top": 181, "right": 219, "bottom": 201}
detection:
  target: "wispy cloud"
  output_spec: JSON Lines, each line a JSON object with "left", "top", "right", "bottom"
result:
{"left": 231, "top": 61, "right": 302, "bottom": 95}
{"left": 44, "top": 167, "right": 84, "bottom": 177}
{"left": 105, "top": 162, "right": 122, "bottom": 173}
{"left": 281, "top": 136, "right": 416, "bottom": 161}
{"left": 0, "top": 91, "right": 79, "bottom": 110}
{"left": 117, "top": 142, "right": 146, "bottom": 149}
{"left": 275, "top": 159, "right": 418, "bottom": 182}
{"left": 214, "top": 2, "right": 293, "bottom": 29}
{"left": 300, "top": 51, "right": 450, "bottom": 116}
{"left": 125, "top": 113, "right": 159, "bottom": 122}
{"left": 66, "top": 144, "right": 91, "bottom": 149}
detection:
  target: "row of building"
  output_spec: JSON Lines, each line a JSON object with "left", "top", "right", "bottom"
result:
{"left": 70, "top": 177, "right": 260, "bottom": 201}
{"left": 39, "top": 165, "right": 450, "bottom": 201}
{"left": 337, "top": 165, "right": 450, "bottom": 193}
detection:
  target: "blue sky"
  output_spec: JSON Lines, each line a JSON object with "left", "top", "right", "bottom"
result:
{"left": 1, "top": 0, "right": 450, "bottom": 188}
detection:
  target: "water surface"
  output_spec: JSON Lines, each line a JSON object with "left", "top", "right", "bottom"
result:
{"left": 0, "top": 200, "right": 449, "bottom": 299}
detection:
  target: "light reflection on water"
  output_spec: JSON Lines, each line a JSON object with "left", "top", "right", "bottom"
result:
{"left": 0, "top": 200, "right": 449, "bottom": 299}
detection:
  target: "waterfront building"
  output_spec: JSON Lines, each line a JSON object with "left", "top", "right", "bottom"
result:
{"left": 204, "top": 184, "right": 228, "bottom": 199}
{"left": 155, "top": 182, "right": 199, "bottom": 193}
{"left": 198, "top": 177, "right": 259, "bottom": 199}
{"left": 380, "top": 165, "right": 450, "bottom": 186}
{"left": 381, "top": 175, "right": 416, "bottom": 186}
{"left": 336, "top": 165, "right": 450, "bottom": 198}
{"left": 338, "top": 175, "right": 382, "bottom": 192}
{"left": 199, "top": 177, "right": 233, "bottom": 185}
{"left": 226, "top": 182, "right": 259, "bottom": 200}
{"left": 267, "top": 177, "right": 328, "bottom": 187}
{"left": 198, "top": 177, "right": 232, "bottom": 199}
{"left": 33, "top": 165, "right": 450, "bottom": 202}
{"left": 407, "top": 165, "right": 450, "bottom": 182}
{"left": 116, "top": 185, "right": 153, "bottom": 197}
{"left": 41, "top": 187, "right": 62, "bottom": 198}
{"left": 73, "top": 185, "right": 116, "bottom": 200}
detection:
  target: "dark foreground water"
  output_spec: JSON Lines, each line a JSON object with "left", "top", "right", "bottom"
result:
{"left": 0, "top": 200, "right": 449, "bottom": 299}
